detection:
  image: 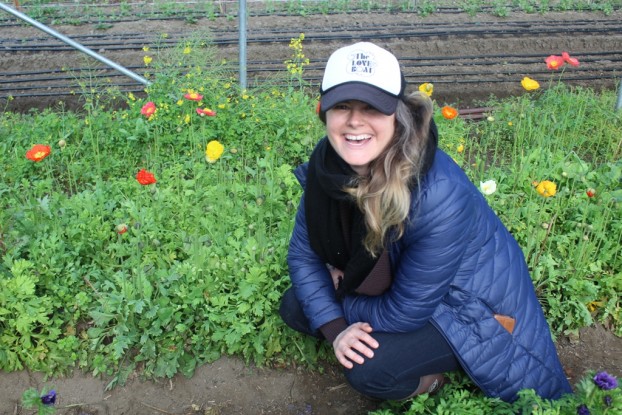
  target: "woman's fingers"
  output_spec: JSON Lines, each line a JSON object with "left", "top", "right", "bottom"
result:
{"left": 333, "top": 323, "right": 379, "bottom": 368}
{"left": 326, "top": 264, "right": 344, "bottom": 289}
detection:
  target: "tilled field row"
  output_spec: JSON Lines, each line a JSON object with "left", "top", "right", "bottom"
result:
{"left": 1, "top": 10, "right": 621, "bottom": 110}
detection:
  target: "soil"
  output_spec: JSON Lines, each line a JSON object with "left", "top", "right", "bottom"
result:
{"left": 1, "top": 4, "right": 621, "bottom": 415}
{"left": 2, "top": 7, "right": 622, "bottom": 110}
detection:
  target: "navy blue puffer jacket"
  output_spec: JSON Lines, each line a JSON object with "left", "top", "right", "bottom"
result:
{"left": 287, "top": 148, "right": 572, "bottom": 402}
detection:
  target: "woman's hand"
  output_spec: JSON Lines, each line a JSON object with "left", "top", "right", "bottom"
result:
{"left": 333, "top": 322, "right": 379, "bottom": 369}
{"left": 326, "top": 264, "right": 344, "bottom": 289}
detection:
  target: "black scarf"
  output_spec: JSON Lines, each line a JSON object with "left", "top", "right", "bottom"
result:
{"left": 304, "top": 120, "right": 438, "bottom": 298}
{"left": 305, "top": 137, "right": 374, "bottom": 299}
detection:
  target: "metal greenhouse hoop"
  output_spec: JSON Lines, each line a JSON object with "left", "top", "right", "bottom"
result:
{"left": 0, "top": 1, "right": 151, "bottom": 87}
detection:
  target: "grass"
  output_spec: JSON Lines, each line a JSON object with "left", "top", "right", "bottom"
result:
{"left": 1, "top": 32, "right": 621, "bottom": 414}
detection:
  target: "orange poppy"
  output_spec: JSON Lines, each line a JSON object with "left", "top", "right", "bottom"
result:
{"left": 26, "top": 144, "right": 51, "bottom": 162}
{"left": 441, "top": 106, "right": 459, "bottom": 120}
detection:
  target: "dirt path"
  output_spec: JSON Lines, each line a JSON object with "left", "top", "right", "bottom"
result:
{"left": 0, "top": 323, "right": 620, "bottom": 415}
{"left": 1, "top": 6, "right": 621, "bottom": 415}
{"left": 0, "top": 356, "right": 378, "bottom": 415}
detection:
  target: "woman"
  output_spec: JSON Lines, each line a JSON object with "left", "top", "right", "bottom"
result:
{"left": 280, "top": 42, "right": 572, "bottom": 402}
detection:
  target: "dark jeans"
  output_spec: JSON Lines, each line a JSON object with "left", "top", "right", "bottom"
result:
{"left": 279, "top": 288, "right": 461, "bottom": 400}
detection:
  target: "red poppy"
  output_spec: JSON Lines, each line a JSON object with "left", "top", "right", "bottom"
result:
{"left": 316, "top": 101, "right": 321, "bottom": 115}
{"left": 586, "top": 188, "right": 596, "bottom": 198}
{"left": 196, "top": 107, "right": 216, "bottom": 117}
{"left": 441, "top": 105, "right": 459, "bottom": 120}
{"left": 116, "top": 224, "right": 128, "bottom": 234}
{"left": 545, "top": 55, "right": 565, "bottom": 70}
{"left": 184, "top": 92, "right": 203, "bottom": 101}
{"left": 136, "top": 168, "right": 157, "bottom": 185}
{"left": 26, "top": 144, "right": 51, "bottom": 162}
{"left": 140, "top": 101, "right": 156, "bottom": 117}
{"left": 561, "top": 51, "right": 580, "bottom": 67}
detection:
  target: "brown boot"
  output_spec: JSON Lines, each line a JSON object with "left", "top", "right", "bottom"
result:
{"left": 403, "top": 373, "right": 446, "bottom": 400}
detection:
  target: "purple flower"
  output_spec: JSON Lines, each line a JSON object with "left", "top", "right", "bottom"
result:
{"left": 40, "top": 390, "right": 56, "bottom": 405}
{"left": 593, "top": 371, "right": 618, "bottom": 390}
{"left": 604, "top": 395, "right": 613, "bottom": 407}
{"left": 576, "top": 404, "right": 590, "bottom": 415}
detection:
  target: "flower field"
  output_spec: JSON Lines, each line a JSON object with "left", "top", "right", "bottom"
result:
{"left": 1, "top": 33, "right": 621, "bottom": 414}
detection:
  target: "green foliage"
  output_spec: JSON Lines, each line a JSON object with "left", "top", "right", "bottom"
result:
{"left": 21, "top": 387, "right": 56, "bottom": 415}
{"left": 417, "top": 1, "right": 438, "bottom": 16}
{"left": 514, "top": 0, "right": 538, "bottom": 14}
{"left": 370, "top": 371, "right": 622, "bottom": 415}
{"left": 0, "top": 259, "right": 59, "bottom": 372}
{"left": 462, "top": 0, "right": 484, "bottom": 16}
{"left": 0, "top": 36, "right": 327, "bottom": 385}
{"left": 492, "top": 0, "right": 511, "bottom": 16}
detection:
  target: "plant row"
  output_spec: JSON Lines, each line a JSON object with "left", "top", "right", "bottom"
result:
{"left": 7, "top": 0, "right": 620, "bottom": 27}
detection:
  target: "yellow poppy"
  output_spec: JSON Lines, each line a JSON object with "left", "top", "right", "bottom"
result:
{"left": 418, "top": 83, "right": 433, "bottom": 97}
{"left": 535, "top": 180, "right": 557, "bottom": 197}
{"left": 206, "top": 140, "right": 224, "bottom": 163}
{"left": 521, "top": 77, "right": 540, "bottom": 91}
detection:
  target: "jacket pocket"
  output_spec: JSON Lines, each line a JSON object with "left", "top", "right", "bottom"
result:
{"left": 444, "top": 286, "right": 516, "bottom": 335}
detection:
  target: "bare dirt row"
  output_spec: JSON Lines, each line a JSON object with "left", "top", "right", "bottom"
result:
{"left": 1, "top": 10, "right": 622, "bottom": 112}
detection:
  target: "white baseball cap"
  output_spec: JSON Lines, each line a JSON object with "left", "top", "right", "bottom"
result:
{"left": 320, "top": 42, "right": 405, "bottom": 116}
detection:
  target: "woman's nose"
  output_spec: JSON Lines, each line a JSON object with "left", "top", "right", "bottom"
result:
{"left": 347, "top": 109, "right": 365, "bottom": 126}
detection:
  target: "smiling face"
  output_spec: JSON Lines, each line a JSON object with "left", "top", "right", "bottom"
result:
{"left": 325, "top": 100, "right": 396, "bottom": 175}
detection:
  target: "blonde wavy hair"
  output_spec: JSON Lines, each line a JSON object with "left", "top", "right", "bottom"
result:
{"left": 346, "top": 91, "right": 434, "bottom": 256}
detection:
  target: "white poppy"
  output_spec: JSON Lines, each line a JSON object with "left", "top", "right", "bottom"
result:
{"left": 480, "top": 180, "right": 497, "bottom": 195}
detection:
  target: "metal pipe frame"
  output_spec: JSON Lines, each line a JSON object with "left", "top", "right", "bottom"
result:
{"left": 0, "top": 2, "right": 151, "bottom": 87}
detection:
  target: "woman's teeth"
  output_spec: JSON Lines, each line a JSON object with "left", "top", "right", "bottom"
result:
{"left": 345, "top": 134, "right": 370, "bottom": 141}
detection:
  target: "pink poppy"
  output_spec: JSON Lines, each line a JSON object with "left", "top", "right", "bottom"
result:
{"left": 196, "top": 107, "right": 217, "bottom": 117}
{"left": 140, "top": 101, "right": 156, "bottom": 117}
{"left": 184, "top": 92, "right": 203, "bottom": 101}
{"left": 545, "top": 55, "right": 565, "bottom": 70}
{"left": 561, "top": 51, "right": 580, "bottom": 67}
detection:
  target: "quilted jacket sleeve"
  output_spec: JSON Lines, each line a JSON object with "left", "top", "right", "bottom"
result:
{"left": 287, "top": 191, "right": 346, "bottom": 331}
{"left": 343, "top": 173, "right": 478, "bottom": 332}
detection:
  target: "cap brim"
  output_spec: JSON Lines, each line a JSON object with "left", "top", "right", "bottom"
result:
{"left": 320, "top": 82, "right": 399, "bottom": 116}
